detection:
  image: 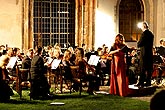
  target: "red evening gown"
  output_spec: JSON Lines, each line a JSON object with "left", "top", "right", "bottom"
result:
{"left": 109, "top": 50, "right": 129, "bottom": 97}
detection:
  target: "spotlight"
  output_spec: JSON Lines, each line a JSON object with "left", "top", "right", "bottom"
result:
{"left": 137, "top": 22, "right": 142, "bottom": 28}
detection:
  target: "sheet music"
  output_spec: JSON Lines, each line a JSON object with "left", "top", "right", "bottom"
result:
{"left": 88, "top": 55, "right": 100, "bottom": 66}
{"left": 6, "top": 57, "right": 17, "bottom": 69}
{"left": 51, "top": 59, "right": 61, "bottom": 69}
{"left": 46, "top": 57, "right": 53, "bottom": 65}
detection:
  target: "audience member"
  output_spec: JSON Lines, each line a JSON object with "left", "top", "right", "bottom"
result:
{"left": 150, "top": 89, "right": 165, "bottom": 110}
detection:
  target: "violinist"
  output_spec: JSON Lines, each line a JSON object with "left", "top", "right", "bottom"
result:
{"left": 68, "top": 46, "right": 76, "bottom": 65}
{"left": 93, "top": 47, "right": 109, "bottom": 86}
{"left": 44, "top": 47, "right": 54, "bottom": 76}
{"left": 51, "top": 47, "right": 63, "bottom": 76}
{"left": 109, "top": 33, "right": 130, "bottom": 97}
{"left": 74, "top": 47, "right": 100, "bottom": 95}
{"left": 61, "top": 49, "right": 73, "bottom": 82}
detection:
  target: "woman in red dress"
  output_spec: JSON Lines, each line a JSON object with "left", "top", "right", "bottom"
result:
{"left": 109, "top": 33, "right": 130, "bottom": 97}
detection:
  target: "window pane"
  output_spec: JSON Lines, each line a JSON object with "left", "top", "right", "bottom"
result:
{"left": 119, "top": 0, "right": 143, "bottom": 41}
{"left": 33, "top": 0, "right": 75, "bottom": 48}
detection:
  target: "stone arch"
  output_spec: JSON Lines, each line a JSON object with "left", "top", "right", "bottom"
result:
{"left": 115, "top": 0, "right": 154, "bottom": 31}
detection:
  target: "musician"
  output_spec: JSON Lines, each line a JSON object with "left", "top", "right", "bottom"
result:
{"left": 152, "top": 47, "right": 164, "bottom": 84}
{"left": 62, "top": 49, "right": 73, "bottom": 81}
{"left": 21, "top": 48, "right": 34, "bottom": 81}
{"left": 101, "top": 46, "right": 111, "bottom": 85}
{"left": 44, "top": 47, "right": 54, "bottom": 68}
{"left": 109, "top": 33, "right": 130, "bottom": 97}
{"left": 0, "top": 55, "right": 14, "bottom": 102}
{"left": 82, "top": 43, "right": 87, "bottom": 54}
{"left": 6, "top": 47, "right": 22, "bottom": 77}
{"left": 127, "top": 49, "right": 139, "bottom": 84}
{"left": 94, "top": 47, "right": 111, "bottom": 86}
{"left": 74, "top": 47, "right": 100, "bottom": 95}
{"left": 51, "top": 48, "right": 63, "bottom": 84}
{"left": 0, "top": 45, "right": 6, "bottom": 57}
{"left": 137, "top": 21, "right": 154, "bottom": 87}
{"left": 68, "top": 46, "right": 76, "bottom": 65}
{"left": 156, "top": 38, "right": 165, "bottom": 57}
{"left": 30, "top": 46, "right": 51, "bottom": 100}
{"left": 60, "top": 49, "right": 74, "bottom": 90}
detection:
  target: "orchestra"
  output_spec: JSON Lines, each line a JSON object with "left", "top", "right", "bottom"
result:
{"left": 1, "top": 41, "right": 165, "bottom": 100}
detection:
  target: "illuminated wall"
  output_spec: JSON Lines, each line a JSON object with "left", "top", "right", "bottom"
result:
{"left": 156, "top": 0, "right": 165, "bottom": 47}
{"left": 0, "top": 0, "right": 163, "bottom": 50}
{"left": 0, "top": 0, "right": 22, "bottom": 48}
{"left": 95, "top": 0, "right": 116, "bottom": 50}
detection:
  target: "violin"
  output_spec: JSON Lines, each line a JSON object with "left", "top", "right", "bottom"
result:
{"left": 100, "top": 54, "right": 112, "bottom": 60}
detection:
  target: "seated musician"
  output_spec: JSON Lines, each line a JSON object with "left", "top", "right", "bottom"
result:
{"left": 6, "top": 47, "right": 22, "bottom": 77}
{"left": 0, "top": 55, "right": 14, "bottom": 102}
{"left": 62, "top": 49, "right": 73, "bottom": 81}
{"left": 50, "top": 47, "right": 63, "bottom": 84}
{"left": 74, "top": 47, "right": 100, "bottom": 95}
{"left": 127, "top": 49, "right": 139, "bottom": 84}
{"left": 12, "top": 47, "right": 23, "bottom": 67}
{"left": 21, "top": 48, "right": 34, "bottom": 81}
{"left": 156, "top": 38, "right": 165, "bottom": 57}
{"left": 152, "top": 47, "right": 164, "bottom": 84}
{"left": 68, "top": 46, "right": 76, "bottom": 65}
{"left": 97, "top": 47, "right": 111, "bottom": 86}
{"left": 0, "top": 45, "right": 6, "bottom": 57}
{"left": 44, "top": 46, "right": 54, "bottom": 78}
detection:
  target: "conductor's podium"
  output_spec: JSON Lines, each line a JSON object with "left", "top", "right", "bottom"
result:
{"left": 128, "top": 84, "right": 156, "bottom": 96}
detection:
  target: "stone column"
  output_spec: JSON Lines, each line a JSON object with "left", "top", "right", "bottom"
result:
{"left": 83, "top": 0, "right": 88, "bottom": 47}
{"left": 87, "top": 0, "right": 96, "bottom": 51}
{"left": 88, "top": 0, "right": 93, "bottom": 51}
{"left": 75, "top": 0, "right": 79, "bottom": 46}
{"left": 76, "top": 0, "right": 96, "bottom": 50}
{"left": 92, "top": 0, "right": 97, "bottom": 50}
{"left": 77, "top": 0, "right": 84, "bottom": 47}
{"left": 22, "top": 0, "right": 33, "bottom": 52}
{"left": 22, "top": 0, "right": 30, "bottom": 52}
{"left": 29, "top": 0, "right": 33, "bottom": 49}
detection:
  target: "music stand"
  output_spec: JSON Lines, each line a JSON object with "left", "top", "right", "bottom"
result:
{"left": 88, "top": 55, "right": 100, "bottom": 66}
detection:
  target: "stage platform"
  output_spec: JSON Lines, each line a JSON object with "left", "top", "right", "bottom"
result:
{"left": 128, "top": 84, "right": 157, "bottom": 97}
{"left": 43, "top": 84, "right": 157, "bottom": 96}
{"left": 95, "top": 85, "right": 157, "bottom": 96}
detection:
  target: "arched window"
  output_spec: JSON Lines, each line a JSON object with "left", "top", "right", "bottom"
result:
{"left": 33, "top": 0, "right": 75, "bottom": 50}
{"left": 119, "top": 0, "right": 144, "bottom": 41}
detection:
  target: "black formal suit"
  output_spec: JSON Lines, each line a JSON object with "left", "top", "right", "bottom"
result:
{"left": 30, "top": 55, "right": 50, "bottom": 99}
{"left": 22, "top": 56, "right": 31, "bottom": 69}
{"left": 157, "top": 46, "right": 165, "bottom": 57}
{"left": 137, "top": 29, "right": 154, "bottom": 86}
{"left": 0, "top": 68, "right": 14, "bottom": 101}
{"left": 22, "top": 56, "right": 31, "bottom": 81}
